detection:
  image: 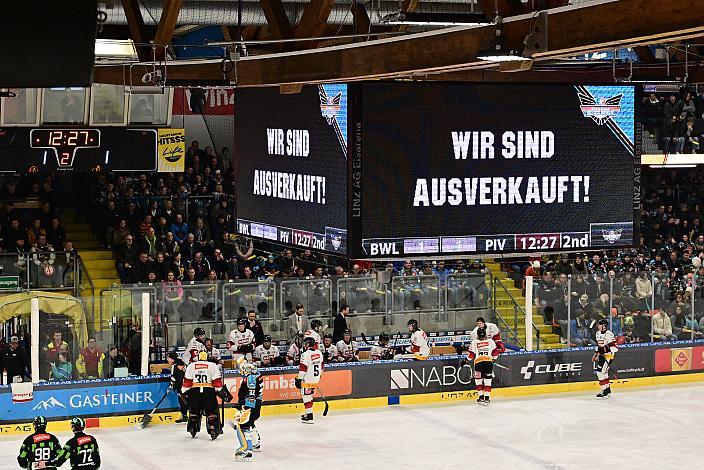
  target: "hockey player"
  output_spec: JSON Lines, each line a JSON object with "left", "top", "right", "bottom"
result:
{"left": 253, "top": 335, "right": 279, "bottom": 367}
{"left": 286, "top": 334, "right": 303, "bottom": 366}
{"left": 49, "top": 417, "right": 100, "bottom": 470}
{"left": 320, "top": 334, "right": 338, "bottom": 364}
{"left": 167, "top": 352, "right": 189, "bottom": 423}
{"left": 303, "top": 319, "right": 323, "bottom": 349}
{"left": 295, "top": 337, "right": 323, "bottom": 424}
{"left": 468, "top": 327, "right": 499, "bottom": 405}
{"left": 227, "top": 318, "right": 256, "bottom": 363}
{"left": 370, "top": 332, "right": 394, "bottom": 360}
{"left": 205, "top": 338, "right": 223, "bottom": 365}
{"left": 471, "top": 317, "right": 506, "bottom": 354}
{"left": 182, "top": 327, "right": 207, "bottom": 364}
{"left": 335, "top": 329, "right": 358, "bottom": 362}
{"left": 182, "top": 351, "right": 226, "bottom": 440}
{"left": 17, "top": 416, "right": 61, "bottom": 470}
{"left": 233, "top": 362, "right": 263, "bottom": 462}
{"left": 593, "top": 318, "right": 618, "bottom": 398}
{"left": 394, "top": 319, "right": 430, "bottom": 360}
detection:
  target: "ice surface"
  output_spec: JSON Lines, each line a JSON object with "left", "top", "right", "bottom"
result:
{"left": 1, "top": 384, "right": 703, "bottom": 470}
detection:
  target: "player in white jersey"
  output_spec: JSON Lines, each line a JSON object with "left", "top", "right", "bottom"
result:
{"left": 287, "top": 334, "right": 303, "bottom": 365}
{"left": 394, "top": 319, "right": 430, "bottom": 360}
{"left": 303, "top": 319, "right": 323, "bottom": 350}
{"left": 228, "top": 317, "right": 256, "bottom": 362}
{"left": 320, "top": 334, "right": 338, "bottom": 364}
{"left": 468, "top": 327, "right": 499, "bottom": 405}
{"left": 253, "top": 335, "right": 279, "bottom": 367}
{"left": 370, "top": 332, "right": 394, "bottom": 360}
{"left": 182, "top": 351, "right": 226, "bottom": 439}
{"left": 593, "top": 319, "right": 618, "bottom": 398}
{"left": 295, "top": 337, "right": 324, "bottom": 424}
{"left": 471, "top": 317, "right": 506, "bottom": 354}
{"left": 182, "top": 327, "right": 207, "bottom": 364}
{"left": 335, "top": 329, "right": 359, "bottom": 362}
{"left": 205, "top": 337, "right": 222, "bottom": 365}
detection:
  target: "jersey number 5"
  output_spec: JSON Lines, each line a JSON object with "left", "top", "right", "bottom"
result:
{"left": 313, "top": 364, "right": 320, "bottom": 377}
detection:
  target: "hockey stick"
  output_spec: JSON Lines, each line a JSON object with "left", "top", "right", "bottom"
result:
{"left": 360, "top": 333, "right": 373, "bottom": 346}
{"left": 316, "top": 387, "right": 330, "bottom": 417}
{"left": 139, "top": 388, "right": 171, "bottom": 429}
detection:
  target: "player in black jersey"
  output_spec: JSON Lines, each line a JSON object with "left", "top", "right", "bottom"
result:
{"left": 50, "top": 417, "right": 101, "bottom": 470}
{"left": 17, "top": 416, "right": 61, "bottom": 470}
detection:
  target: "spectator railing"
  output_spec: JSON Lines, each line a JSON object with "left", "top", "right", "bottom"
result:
{"left": 110, "top": 193, "right": 235, "bottom": 225}
{"left": 0, "top": 251, "right": 79, "bottom": 293}
{"left": 336, "top": 276, "right": 387, "bottom": 316}
{"left": 445, "top": 272, "right": 490, "bottom": 311}
{"left": 493, "top": 277, "right": 541, "bottom": 350}
{"left": 279, "top": 278, "right": 333, "bottom": 321}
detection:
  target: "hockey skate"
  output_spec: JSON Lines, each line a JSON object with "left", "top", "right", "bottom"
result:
{"left": 252, "top": 443, "right": 261, "bottom": 452}
{"left": 301, "top": 414, "right": 314, "bottom": 424}
{"left": 482, "top": 398, "right": 491, "bottom": 406}
{"left": 175, "top": 415, "right": 188, "bottom": 424}
{"left": 596, "top": 387, "right": 612, "bottom": 399}
{"left": 476, "top": 396, "right": 485, "bottom": 404}
{"left": 235, "top": 450, "right": 253, "bottom": 462}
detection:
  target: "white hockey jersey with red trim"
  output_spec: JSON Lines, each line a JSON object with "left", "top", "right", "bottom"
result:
{"left": 298, "top": 349, "right": 324, "bottom": 387}
{"left": 227, "top": 329, "right": 256, "bottom": 353}
{"left": 468, "top": 338, "right": 498, "bottom": 364}
{"left": 336, "top": 339, "right": 358, "bottom": 361}
{"left": 182, "top": 360, "right": 223, "bottom": 392}
{"left": 407, "top": 329, "right": 430, "bottom": 358}
{"left": 596, "top": 330, "right": 618, "bottom": 356}
{"left": 303, "top": 329, "right": 322, "bottom": 349}
{"left": 182, "top": 337, "right": 207, "bottom": 364}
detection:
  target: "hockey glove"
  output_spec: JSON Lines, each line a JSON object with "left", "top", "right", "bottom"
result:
{"left": 294, "top": 378, "right": 302, "bottom": 389}
{"left": 604, "top": 352, "right": 614, "bottom": 364}
{"left": 218, "top": 386, "right": 233, "bottom": 403}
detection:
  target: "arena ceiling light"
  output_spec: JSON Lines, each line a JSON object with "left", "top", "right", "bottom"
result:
{"left": 380, "top": 12, "right": 491, "bottom": 27}
{"left": 94, "top": 39, "right": 138, "bottom": 60}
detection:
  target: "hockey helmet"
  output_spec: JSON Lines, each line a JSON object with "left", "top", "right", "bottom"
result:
{"left": 343, "top": 329, "right": 352, "bottom": 338}
{"left": 71, "top": 417, "right": 85, "bottom": 433}
{"left": 263, "top": 334, "right": 272, "bottom": 343}
{"left": 379, "top": 332, "right": 390, "bottom": 344}
{"left": 476, "top": 327, "right": 487, "bottom": 340}
{"left": 239, "top": 361, "right": 258, "bottom": 376}
{"left": 33, "top": 415, "right": 47, "bottom": 431}
{"left": 311, "top": 319, "right": 323, "bottom": 330}
{"left": 194, "top": 327, "right": 206, "bottom": 337}
{"left": 407, "top": 319, "right": 418, "bottom": 331}
{"left": 198, "top": 351, "right": 209, "bottom": 361}
{"left": 237, "top": 317, "right": 247, "bottom": 326}
{"left": 303, "top": 336, "right": 317, "bottom": 349}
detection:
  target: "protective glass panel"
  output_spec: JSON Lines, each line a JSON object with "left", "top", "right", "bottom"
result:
{"left": 128, "top": 92, "right": 169, "bottom": 125}
{"left": 90, "top": 84, "right": 126, "bottom": 124}
{"left": 41, "top": 87, "right": 86, "bottom": 124}
{"left": 1, "top": 88, "right": 39, "bottom": 125}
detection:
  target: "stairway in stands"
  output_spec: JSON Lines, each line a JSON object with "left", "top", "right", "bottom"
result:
{"left": 484, "top": 261, "right": 563, "bottom": 350}
{"left": 64, "top": 213, "right": 120, "bottom": 291}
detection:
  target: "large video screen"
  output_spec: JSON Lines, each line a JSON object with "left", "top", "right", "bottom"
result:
{"left": 350, "top": 83, "right": 638, "bottom": 258}
{"left": 638, "top": 84, "right": 704, "bottom": 165}
{"left": 235, "top": 85, "right": 348, "bottom": 254}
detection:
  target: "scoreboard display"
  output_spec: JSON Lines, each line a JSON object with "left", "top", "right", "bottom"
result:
{"left": 349, "top": 83, "right": 638, "bottom": 258}
{"left": 235, "top": 82, "right": 639, "bottom": 258}
{"left": 0, "top": 127, "right": 157, "bottom": 172}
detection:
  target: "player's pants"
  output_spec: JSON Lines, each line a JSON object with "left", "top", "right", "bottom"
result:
{"left": 186, "top": 387, "right": 219, "bottom": 435}
{"left": 474, "top": 361, "right": 494, "bottom": 398}
{"left": 596, "top": 355, "right": 611, "bottom": 391}
{"left": 302, "top": 387, "right": 315, "bottom": 416}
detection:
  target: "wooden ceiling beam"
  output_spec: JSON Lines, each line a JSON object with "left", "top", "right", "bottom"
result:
{"left": 153, "top": 0, "right": 183, "bottom": 61}
{"left": 93, "top": 0, "right": 704, "bottom": 87}
{"left": 121, "top": 0, "right": 151, "bottom": 61}
{"left": 259, "top": 0, "right": 295, "bottom": 40}
{"left": 294, "top": 0, "right": 335, "bottom": 47}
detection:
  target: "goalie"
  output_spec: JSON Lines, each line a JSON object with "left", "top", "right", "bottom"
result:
{"left": 233, "top": 362, "right": 263, "bottom": 462}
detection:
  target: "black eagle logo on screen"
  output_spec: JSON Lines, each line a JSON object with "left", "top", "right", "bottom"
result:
{"left": 577, "top": 89, "right": 623, "bottom": 125}
{"left": 319, "top": 90, "right": 342, "bottom": 124}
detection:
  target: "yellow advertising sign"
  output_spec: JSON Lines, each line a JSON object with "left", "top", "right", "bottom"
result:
{"left": 157, "top": 128, "right": 186, "bottom": 172}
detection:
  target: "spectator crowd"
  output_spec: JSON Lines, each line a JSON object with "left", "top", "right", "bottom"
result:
{"left": 641, "top": 86, "right": 704, "bottom": 155}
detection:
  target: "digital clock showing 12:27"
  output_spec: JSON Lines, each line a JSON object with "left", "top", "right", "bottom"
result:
{"left": 30, "top": 129, "right": 101, "bottom": 167}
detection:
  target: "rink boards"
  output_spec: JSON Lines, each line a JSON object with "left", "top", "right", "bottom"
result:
{"left": 1, "top": 339, "right": 703, "bottom": 434}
